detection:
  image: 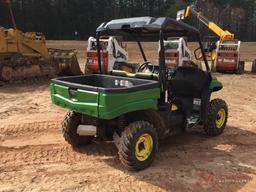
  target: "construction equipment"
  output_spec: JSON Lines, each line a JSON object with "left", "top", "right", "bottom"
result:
{"left": 179, "top": 1, "right": 244, "bottom": 74}
{"left": 163, "top": 37, "right": 192, "bottom": 68}
{"left": 86, "top": 36, "right": 192, "bottom": 73}
{"left": 86, "top": 36, "right": 138, "bottom": 74}
{"left": 0, "top": 1, "right": 82, "bottom": 84}
{"left": 51, "top": 17, "right": 228, "bottom": 171}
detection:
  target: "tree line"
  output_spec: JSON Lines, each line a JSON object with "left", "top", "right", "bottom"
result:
{"left": 0, "top": 0, "right": 255, "bottom": 41}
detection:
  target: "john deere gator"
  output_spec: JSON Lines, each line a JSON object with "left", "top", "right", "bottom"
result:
{"left": 50, "top": 17, "right": 228, "bottom": 171}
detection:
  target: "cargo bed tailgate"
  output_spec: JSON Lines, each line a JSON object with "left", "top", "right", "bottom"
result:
{"left": 50, "top": 83, "right": 99, "bottom": 117}
{"left": 50, "top": 74, "right": 160, "bottom": 119}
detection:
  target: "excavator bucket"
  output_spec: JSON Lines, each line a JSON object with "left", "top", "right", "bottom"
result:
{"left": 48, "top": 48, "right": 82, "bottom": 75}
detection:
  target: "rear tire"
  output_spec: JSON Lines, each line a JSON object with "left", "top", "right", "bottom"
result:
{"left": 62, "top": 111, "right": 93, "bottom": 147}
{"left": 118, "top": 121, "right": 158, "bottom": 171}
{"left": 237, "top": 61, "right": 244, "bottom": 74}
{"left": 204, "top": 99, "right": 228, "bottom": 136}
{"left": 252, "top": 60, "right": 256, "bottom": 73}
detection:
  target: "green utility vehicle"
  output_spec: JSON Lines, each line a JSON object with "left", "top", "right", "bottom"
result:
{"left": 50, "top": 17, "right": 228, "bottom": 171}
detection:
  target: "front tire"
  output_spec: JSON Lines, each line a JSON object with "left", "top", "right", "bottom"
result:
{"left": 237, "top": 61, "right": 245, "bottom": 74}
{"left": 204, "top": 99, "right": 228, "bottom": 136}
{"left": 118, "top": 121, "right": 158, "bottom": 171}
{"left": 62, "top": 111, "right": 93, "bottom": 147}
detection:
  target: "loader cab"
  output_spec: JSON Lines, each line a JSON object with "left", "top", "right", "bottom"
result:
{"left": 215, "top": 39, "right": 242, "bottom": 72}
{"left": 163, "top": 37, "right": 191, "bottom": 68}
{"left": 86, "top": 36, "right": 128, "bottom": 73}
{"left": 203, "top": 36, "right": 218, "bottom": 52}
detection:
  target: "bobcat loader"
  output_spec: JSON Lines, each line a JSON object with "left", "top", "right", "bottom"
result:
{"left": 86, "top": 36, "right": 138, "bottom": 73}
{"left": 86, "top": 36, "right": 192, "bottom": 73}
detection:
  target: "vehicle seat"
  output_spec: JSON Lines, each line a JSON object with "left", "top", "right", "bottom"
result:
{"left": 169, "top": 66, "right": 211, "bottom": 97}
{"left": 110, "top": 70, "right": 158, "bottom": 81}
{"left": 135, "top": 73, "right": 158, "bottom": 81}
{"left": 110, "top": 70, "right": 135, "bottom": 78}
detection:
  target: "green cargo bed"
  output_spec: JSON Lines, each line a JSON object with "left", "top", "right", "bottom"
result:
{"left": 50, "top": 74, "right": 160, "bottom": 119}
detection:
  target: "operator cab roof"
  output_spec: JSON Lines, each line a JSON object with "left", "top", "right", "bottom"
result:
{"left": 96, "top": 16, "right": 200, "bottom": 41}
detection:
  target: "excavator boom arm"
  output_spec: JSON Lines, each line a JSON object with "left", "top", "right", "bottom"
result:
{"left": 208, "top": 22, "right": 234, "bottom": 40}
{"left": 185, "top": 5, "right": 234, "bottom": 40}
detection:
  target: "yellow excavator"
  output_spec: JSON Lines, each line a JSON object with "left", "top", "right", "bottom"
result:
{"left": 180, "top": 1, "right": 244, "bottom": 73}
{"left": 0, "top": 0, "right": 82, "bottom": 84}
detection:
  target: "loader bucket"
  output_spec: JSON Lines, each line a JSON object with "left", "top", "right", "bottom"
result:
{"left": 49, "top": 48, "right": 83, "bottom": 75}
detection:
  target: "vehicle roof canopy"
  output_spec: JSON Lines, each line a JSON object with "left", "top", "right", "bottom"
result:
{"left": 96, "top": 17, "right": 200, "bottom": 41}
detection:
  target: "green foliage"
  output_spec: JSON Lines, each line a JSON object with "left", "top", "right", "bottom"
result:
{"left": 0, "top": 0, "right": 255, "bottom": 41}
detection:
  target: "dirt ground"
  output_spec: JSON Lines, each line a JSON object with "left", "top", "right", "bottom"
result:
{"left": 0, "top": 41, "right": 256, "bottom": 192}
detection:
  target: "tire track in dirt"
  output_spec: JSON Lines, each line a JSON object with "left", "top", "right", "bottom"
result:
{"left": 0, "top": 121, "right": 254, "bottom": 171}
{"left": 0, "top": 121, "right": 117, "bottom": 171}
{"left": 0, "top": 121, "right": 184, "bottom": 171}
{"left": 0, "top": 165, "right": 191, "bottom": 192}
{"left": 0, "top": 121, "right": 62, "bottom": 137}
{"left": 0, "top": 143, "right": 117, "bottom": 171}
{"left": 0, "top": 122, "right": 188, "bottom": 172}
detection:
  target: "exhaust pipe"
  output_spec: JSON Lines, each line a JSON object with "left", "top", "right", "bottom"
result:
{"left": 77, "top": 125, "right": 96, "bottom": 136}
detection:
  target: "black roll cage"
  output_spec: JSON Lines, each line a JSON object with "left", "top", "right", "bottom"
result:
{"left": 95, "top": 17, "right": 210, "bottom": 101}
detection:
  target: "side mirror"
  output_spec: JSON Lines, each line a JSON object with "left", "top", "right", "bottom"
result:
{"left": 194, "top": 47, "right": 201, "bottom": 60}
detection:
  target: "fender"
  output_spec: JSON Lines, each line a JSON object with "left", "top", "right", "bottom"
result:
{"left": 209, "top": 77, "right": 223, "bottom": 92}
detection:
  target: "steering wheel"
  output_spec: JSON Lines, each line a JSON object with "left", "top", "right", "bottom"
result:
{"left": 137, "top": 61, "right": 155, "bottom": 73}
